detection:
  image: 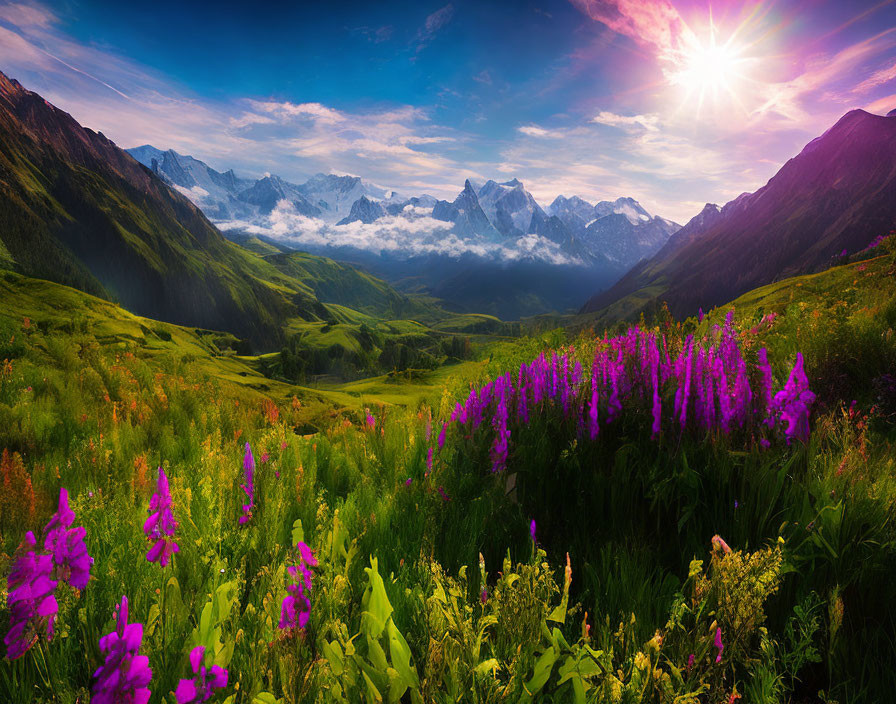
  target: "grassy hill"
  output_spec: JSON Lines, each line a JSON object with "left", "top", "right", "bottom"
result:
{"left": 0, "top": 71, "right": 457, "bottom": 353}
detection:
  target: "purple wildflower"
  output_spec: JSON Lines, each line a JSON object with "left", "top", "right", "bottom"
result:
{"left": 714, "top": 627, "right": 724, "bottom": 663}
{"left": 438, "top": 486, "right": 450, "bottom": 502}
{"left": 529, "top": 519, "right": 537, "bottom": 544}
{"left": 239, "top": 443, "right": 255, "bottom": 526}
{"left": 44, "top": 488, "right": 93, "bottom": 589}
{"left": 175, "top": 646, "right": 228, "bottom": 703}
{"left": 437, "top": 421, "right": 448, "bottom": 451}
{"left": 365, "top": 412, "right": 376, "bottom": 428}
{"left": 405, "top": 477, "right": 412, "bottom": 487}
{"left": 426, "top": 446, "right": 433, "bottom": 474}
{"left": 4, "top": 532, "right": 58, "bottom": 660}
{"left": 144, "top": 469, "right": 179, "bottom": 567}
{"left": 92, "top": 596, "right": 152, "bottom": 704}
{"left": 279, "top": 542, "right": 318, "bottom": 630}
{"left": 687, "top": 653, "right": 695, "bottom": 671}
{"left": 771, "top": 353, "right": 816, "bottom": 443}
{"left": 480, "top": 588, "right": 488, "bottom": 604}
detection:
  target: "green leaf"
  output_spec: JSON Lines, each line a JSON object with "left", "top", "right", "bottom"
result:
{"left": 145, "top": 603, "right": 160, "bottom": 638}
{"left": 361, "top": 670, "right": 384, "bottom": 703}
{"left": 386, "top": 667, "right": 408, "bottom": 703}
{"left": 473, "top": 659, "right": 499, "bottom": 676}
{"left": 524, "top": 646, "right": 557, "bottom": 695}
{"left": 323, "top": 640, "right": 345, "bottom": 676}
{"left": 387, "top": 619, "right": 419, "bottom": 689}
{"left": 252, "top": 693, "right": 283, "bottom": 704}
{"left": 361, "top": 557, "right": 393, "bottom": 639}
{"left": 366, "top": 633, "right": 389, "bottom": 672}
{"left": 291, "top": 518, "right": 304, "bottom": 547}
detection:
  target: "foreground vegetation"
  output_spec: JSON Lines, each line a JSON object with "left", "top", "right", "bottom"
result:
{"left": 1, "top": 239, "right": 895, "bottom": 703}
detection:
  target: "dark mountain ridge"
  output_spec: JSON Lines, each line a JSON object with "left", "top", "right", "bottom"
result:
{"left": 583, "top": 108, "right": 896, "bottom": 318}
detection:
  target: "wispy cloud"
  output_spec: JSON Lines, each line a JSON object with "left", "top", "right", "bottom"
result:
{"left": 415, "top": 4, "right": 454, "bottom": 52}
{"left": 592, "top": 111, "right": 659, "bottom": 131}
{"left": 517, "top": 125, "right": 565, "bottom": 138}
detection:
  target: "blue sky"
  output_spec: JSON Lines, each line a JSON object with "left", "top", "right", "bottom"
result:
{"left": 1, "top": 0, "right": 896, "bottom": 222}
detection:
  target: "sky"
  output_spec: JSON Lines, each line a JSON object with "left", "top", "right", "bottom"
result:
{"left": 1, "top": 0, "right": 895, "bottom": 223}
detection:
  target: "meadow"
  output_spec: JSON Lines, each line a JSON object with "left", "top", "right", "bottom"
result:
{"left": 1, "top": 238, "right": 895, "bottom": 703}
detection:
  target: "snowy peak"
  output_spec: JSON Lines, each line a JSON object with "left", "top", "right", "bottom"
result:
{"left": 337, "top": 195, "right": 386, "bottom": 225}
{"left": 594, "top": 197, "right": 652, "bottom": 225}
{"left": 475, "top": 177, "right": 545, "bottom": 238}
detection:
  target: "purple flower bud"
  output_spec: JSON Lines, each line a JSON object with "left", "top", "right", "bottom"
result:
{"left": 144, "top": 469, "right": 179, "bottom": 567}
{"left": 239, "top": 443, "right": 255, "bottom": 526}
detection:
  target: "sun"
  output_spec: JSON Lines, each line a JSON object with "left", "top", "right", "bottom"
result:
{"left": 668, "top": 30, "right": 751, "bottom": 111}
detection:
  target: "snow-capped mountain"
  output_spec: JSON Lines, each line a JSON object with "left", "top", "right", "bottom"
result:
{"left": 296, "top": 173, "right": 389, "bottom": 221}
{"left": 128, "top": 145, "right": 256, "bottom": 220}
{"left": 337, "top": 195, "right": 386, "bottom": 225}
{"left": 476, "top": 178, "right": 546, "bottom": 237}
{"left": 546, "top": 194, "right": 680, "bottom": 265}
{"left": 126, "top": 145, "right": 681, "bottom": 317}
{"left": 238, "top": 175, "right": 321, "bottom": 217}
{"left": 127, "top": 146, "right": 385, "bottom": 223}
{"left": 432, "top": 180, "right": 501, "bottom": 238}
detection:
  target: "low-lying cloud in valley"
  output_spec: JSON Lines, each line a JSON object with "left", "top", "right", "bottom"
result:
{"left": 216, "top": 200, "right": 581, "bottom": 266}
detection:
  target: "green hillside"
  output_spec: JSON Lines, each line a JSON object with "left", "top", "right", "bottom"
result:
{"left": 0, "top": 71, "right": 451, "bottom": 353}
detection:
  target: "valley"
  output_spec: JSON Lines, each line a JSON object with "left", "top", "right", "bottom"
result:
{"left": 2, "top": 4, "right": 896, "bottom": 701}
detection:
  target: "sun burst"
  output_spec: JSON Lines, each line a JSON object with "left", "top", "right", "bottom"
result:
{"left": 668, "top": 28, "right": 752, "bottom": 114}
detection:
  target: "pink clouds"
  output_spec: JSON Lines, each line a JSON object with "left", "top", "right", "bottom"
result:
{"left": 570, "top": 0, "right": 695, "bottom": 57}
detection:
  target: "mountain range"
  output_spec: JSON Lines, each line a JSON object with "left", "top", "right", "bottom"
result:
{"left": 127, "top": 146, "right": 681, "bottom": 317}
{"left": 129, "top": 145, "right": 681, "bottom": 270}
{"left": 582, "top": 108, "right": 896, "bottom": 320}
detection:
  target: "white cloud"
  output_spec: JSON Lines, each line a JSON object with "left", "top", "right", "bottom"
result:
{"left": 592, "top": 112, "right": 660, "bottom": 132}
{"left": 215, "top": 200, "right": 581, "bottom": 266}
{"left": 517, "top": 125, "right": 565, "bottom": 138}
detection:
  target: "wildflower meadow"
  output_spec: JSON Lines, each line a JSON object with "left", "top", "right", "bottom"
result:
{"left": 2, "top": 242, "right": 896, "bottom": 703}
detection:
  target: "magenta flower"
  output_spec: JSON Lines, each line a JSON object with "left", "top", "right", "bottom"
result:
{"left": 144, "top": 469, "right": 179, "bottom": 567}
{"left": 44, "top": 488, "right": 93, "bottom": 589}
{"left": 529, "top": 519, "right": 537, "bottom": 544}
{"left": 480, "top": 588, "right": 488, "bottom": 604}
{"left": 365, "top": 412, "right": 376, "bottom": 428}
{"left": 714, "top": 627, "right": 724, "bottom": 663}
{"left": 438, "top": 486, "right": 450, "bottom": 502}
{"left": 437, "top": 421, "right": 448, "bottom": 450}
{"left": 405, "top": 477, "right": 412, "bottom": 487}
{"left": 4, "top": 532, "right": 58, "bottom": 660}
{"left": 239, "top": 443, "right": 255, "bottom": 525}
{"left": 771, "top": 353, "right": 816, "bottom": 443}
{"left": 92, "top": 596, "right": 152, "bottom": 704}
{"left": 279, "top": 542, "right": 318, "bottom": 630}
{"left": 426, "top": 446, "right": 433, "bottom": 474}
{"left": 175, "top": 646, "right": 228, "bottom": 703}
{"left": 687, "top": 653, "right": 695, "bottom": 671}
